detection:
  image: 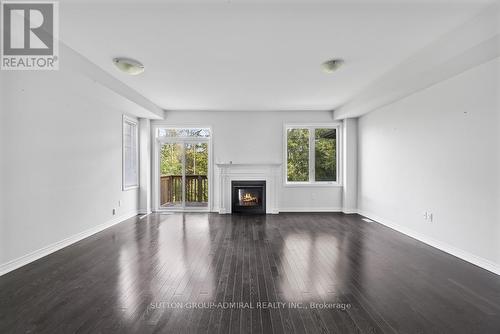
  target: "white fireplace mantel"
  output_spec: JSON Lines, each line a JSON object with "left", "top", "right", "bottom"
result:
{"left": 216, "top": 162, "right": 281, "bottom": 214}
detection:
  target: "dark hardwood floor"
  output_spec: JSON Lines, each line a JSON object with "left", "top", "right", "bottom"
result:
{"left": 1, "top": 213, "right": 499, "bottom": 333}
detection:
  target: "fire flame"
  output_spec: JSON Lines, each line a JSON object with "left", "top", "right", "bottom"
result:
{"left": 241, "top": 193, "right": 258, "bottom": 203}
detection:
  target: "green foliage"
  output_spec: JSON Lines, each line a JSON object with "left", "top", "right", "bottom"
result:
{"left": 314, "top": 129, "right": 336, "bottom": 181}
{"left": 287, "top": 128, "right": 309, "bottom": 181}
{"left": 184, "top": 143, "right": 208, "bottom": 175}
{"left": 287, "top": 128, "right": 336, "bottom": 182}
{"left": 160, "top": 142, "right": 208, "bottom": 176}
{"left": 160, "top": 143, "right": 182, "bottom": 176}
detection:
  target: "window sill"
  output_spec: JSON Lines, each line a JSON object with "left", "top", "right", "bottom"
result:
{"left": 123, "top": 185, "right": 139, "bottom": 191}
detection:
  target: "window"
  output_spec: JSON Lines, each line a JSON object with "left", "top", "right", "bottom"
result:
{"left": 123, "top": 116, "right": 139, "bottom": 190}
{"left": 157, "top": 128, "right": 210, "bottom": 138}
{"left": 285, "top": 125, "right": 339, "bottom": 184}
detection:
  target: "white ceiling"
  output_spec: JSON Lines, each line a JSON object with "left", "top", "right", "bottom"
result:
{"left": 60, "top": 1, "right": 493, "bottom": 111}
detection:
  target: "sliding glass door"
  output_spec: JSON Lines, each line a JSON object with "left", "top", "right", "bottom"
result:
{"left": 157, "top": 128, "right": 210, "bottom": 211}
{"left": 184, "top": 142, "right": 209, "bottom": 208}
{"left": 159, "top": 143, "right": 183, "bottom": 208}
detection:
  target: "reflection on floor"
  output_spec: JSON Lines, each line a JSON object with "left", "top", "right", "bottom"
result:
{"left": 160, "top": 201, "right": 208, "bottom": 208}
{"left": 1, "top": 213, "right": 499, "bottom": 333}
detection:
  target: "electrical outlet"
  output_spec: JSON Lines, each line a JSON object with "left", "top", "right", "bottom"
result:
{"left": 112, "top": 208, "right": 116, "bottom": 215}
{"left": 423, "top": 211, "right": 433, "bottom": 223}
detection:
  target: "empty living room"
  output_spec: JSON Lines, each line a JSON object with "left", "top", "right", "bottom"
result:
{"left": 1, "top": 0, "right": 499, "bottom": 333}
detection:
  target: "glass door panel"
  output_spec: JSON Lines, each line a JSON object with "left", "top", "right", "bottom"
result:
{"left": 184, "top": 142, "right": 209, "bottom": 208}
{"left": 160, "top": 143, "right": 183, "bottom": 208}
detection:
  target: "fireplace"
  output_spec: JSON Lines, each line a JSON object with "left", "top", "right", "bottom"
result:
{"left": 231, "top": 180, "right": 266, "bottom": 214}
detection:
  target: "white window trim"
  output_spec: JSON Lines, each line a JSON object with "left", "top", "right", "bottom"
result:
{"left": 283, "top": 122, "right": 342, "bottom": 187}
{"left": 122, "top": 115, "right": 139, "bottom": 191}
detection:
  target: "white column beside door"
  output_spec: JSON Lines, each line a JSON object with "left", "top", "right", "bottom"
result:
{"left": 139, "top": 118, "right": 151, "bottom": 214}
{"left": 342, "top": 118, "right": 358, "bottom": 213}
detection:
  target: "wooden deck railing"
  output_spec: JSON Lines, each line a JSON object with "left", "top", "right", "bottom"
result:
{"left": 160, "top": 175, "right": 208, "bottom": 205}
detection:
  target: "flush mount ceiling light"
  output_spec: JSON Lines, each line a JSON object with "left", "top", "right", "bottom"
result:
{"left": 113, "top": 57, "right": 145, "bottom": 75}
{"left": 322, "top": 58, "right": 344, "bottom": 73}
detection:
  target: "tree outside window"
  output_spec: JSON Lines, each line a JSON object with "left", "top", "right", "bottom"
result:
{"left": 286, "top": 126, "right": 338, "bottom": 183}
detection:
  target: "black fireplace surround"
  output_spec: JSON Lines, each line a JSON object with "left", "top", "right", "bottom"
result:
{"left": 231, "top": 180, "right": 266, "bottom": 214}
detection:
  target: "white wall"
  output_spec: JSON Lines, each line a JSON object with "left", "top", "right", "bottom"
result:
{"left": 0, "top": 74, "right": 6, "bottom": 260}
{"left": 155, "top": 110, "right": 343, "bottom": 211}
{"left": 358, "top": 58, "right": 500, "bottom": 271}
{"left": 342, "top": 118, "right": 358, "bottom": 213}
{"left": 0, "top": 57, "right": 139, "bottom": 270}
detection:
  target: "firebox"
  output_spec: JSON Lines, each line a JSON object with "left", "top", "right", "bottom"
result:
{"left": 231, "top": 180, "right": 266, "bottom": 214}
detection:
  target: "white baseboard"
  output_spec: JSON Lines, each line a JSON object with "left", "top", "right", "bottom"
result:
{"left": 358, "top": 210, "right": 500, "bottom": 276}
{"left": 0, "top": 210, "right": 139, "bottom": 277}
{"left": 214, "top": 208, "right": 280, "bottom": 214}
{"left": 214, "top": 207, "right": 342, "bottom": 214}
